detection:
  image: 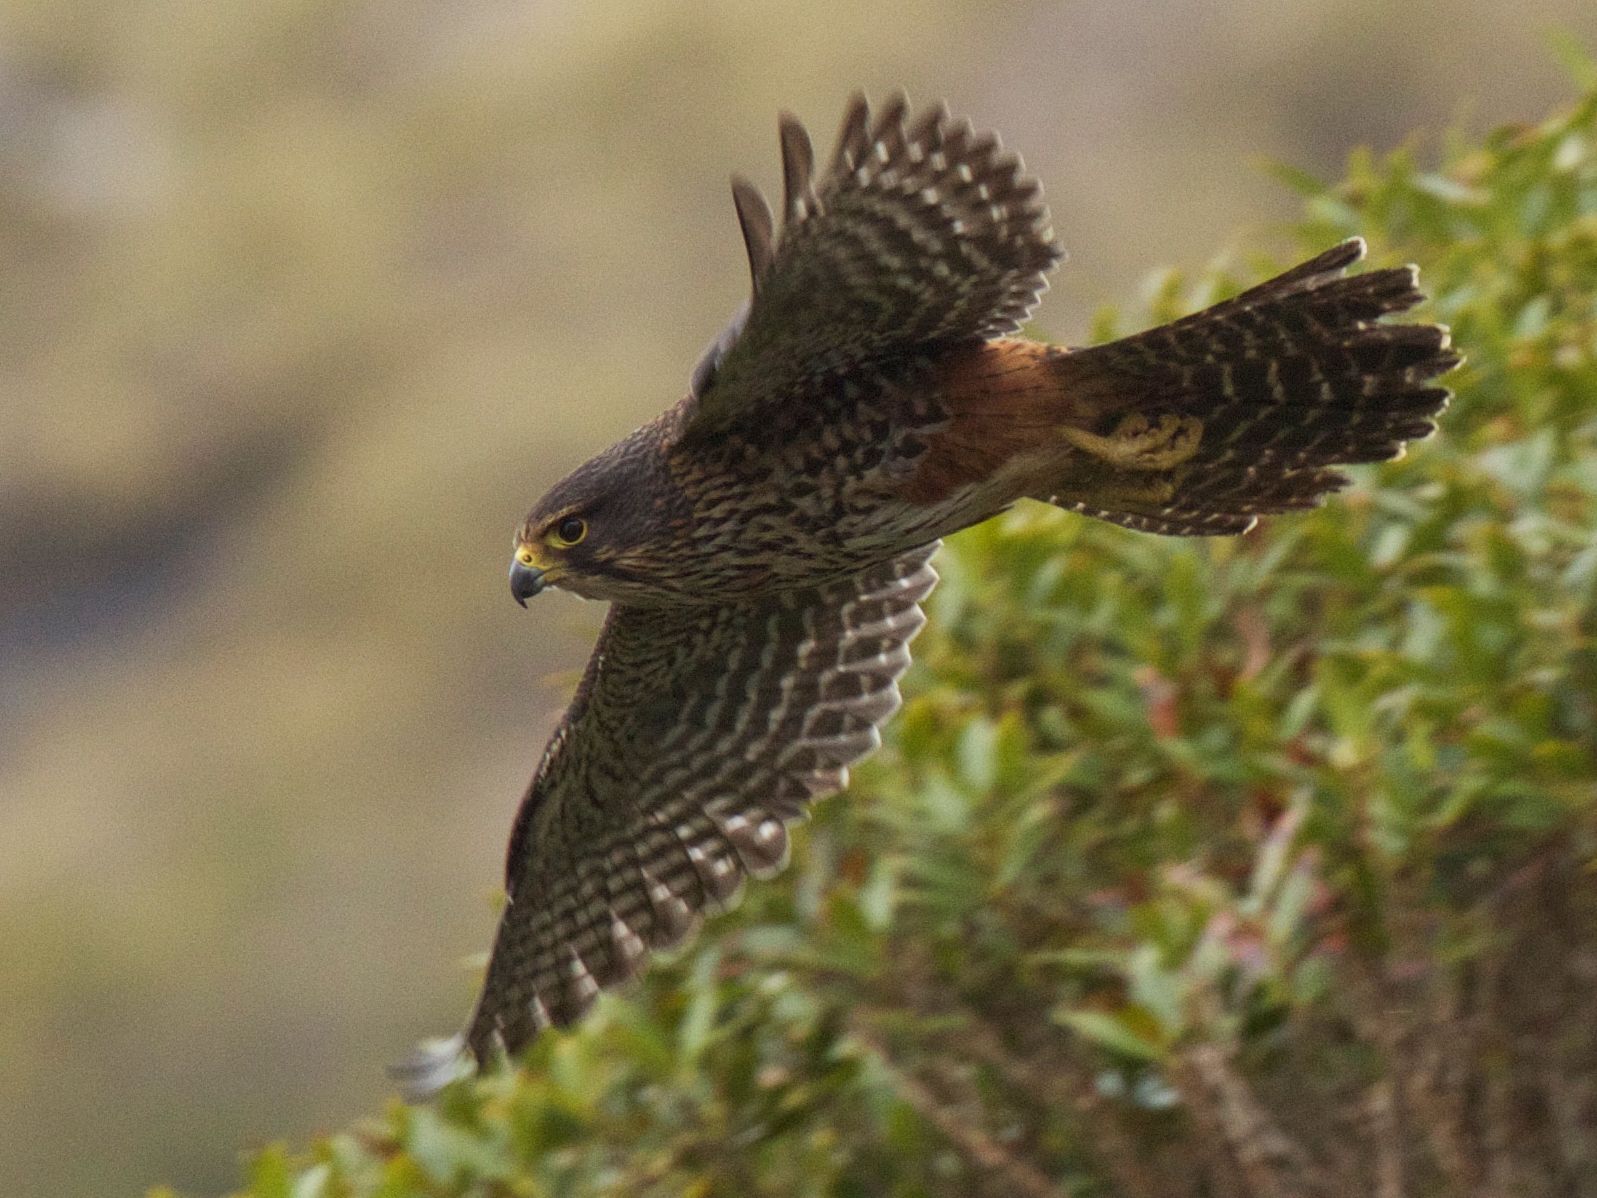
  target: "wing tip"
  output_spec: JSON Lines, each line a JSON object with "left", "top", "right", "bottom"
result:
{"left": 388, "top": 1033, "right": 474, "bottom": 1103}
{"left": 833, "top": 91, "right": 872, "bottom": 173}
{"left": 730, "top": 174, "right": 775, "bottom": 294}
{"left": 777, "top": 111, "right": 818, "bottom": 225}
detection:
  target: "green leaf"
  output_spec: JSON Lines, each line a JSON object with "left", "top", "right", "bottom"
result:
{"left": 1052, "top": 1007, "right": 1168, "bottom": 1063}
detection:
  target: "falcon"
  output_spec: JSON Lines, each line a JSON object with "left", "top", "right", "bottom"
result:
{"left": 396, "top": 92, "right": 1458, "bottom": 1098}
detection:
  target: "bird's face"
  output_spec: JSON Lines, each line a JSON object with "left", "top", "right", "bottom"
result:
{"left": 508, "top": 422, "right": 691, "bottom": 606}
{"left": 510, "top": 475, "right": 652, "bottom": 605}
{"left": 508, "top": 506, "right": 595, "bottom": 605}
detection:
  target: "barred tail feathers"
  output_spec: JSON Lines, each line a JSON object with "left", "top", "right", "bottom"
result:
{"left": 1040, "top": 238, "right": 1460, "bottom": 535}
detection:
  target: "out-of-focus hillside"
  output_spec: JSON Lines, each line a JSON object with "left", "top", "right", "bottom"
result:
{"left": 0, "top": 3, "right": 1592, "bottom": 1195}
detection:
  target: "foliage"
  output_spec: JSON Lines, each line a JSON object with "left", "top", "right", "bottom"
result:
{"left": 203, "top": 74, "right": 1597, "bottom": 1198}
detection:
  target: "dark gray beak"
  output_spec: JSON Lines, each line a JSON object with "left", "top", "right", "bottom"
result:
{"left": 509, "top": 558, "right": 547, "bottom": 607}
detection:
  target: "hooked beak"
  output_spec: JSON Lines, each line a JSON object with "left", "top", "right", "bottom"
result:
{"left": 508, "top": 557, "right": 547, "bottom": 607}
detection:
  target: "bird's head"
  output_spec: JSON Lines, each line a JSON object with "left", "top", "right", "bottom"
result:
{"left": 508, "top": 422, "right": 688, "bottom": 606}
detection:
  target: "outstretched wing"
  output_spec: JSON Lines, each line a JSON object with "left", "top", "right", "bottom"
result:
{"left": 684, "top": 92, "right": 1062, "bottom": 440}
{"left": 394, "top": 546, "right": 940, "bottom": 1099}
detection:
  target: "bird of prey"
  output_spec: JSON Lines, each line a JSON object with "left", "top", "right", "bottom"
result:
{"left": 395, "top": 92, "right": 1458, "bottom": 1098}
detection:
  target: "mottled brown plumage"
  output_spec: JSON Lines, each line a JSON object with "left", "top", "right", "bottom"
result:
{"left": 394, "top": 93, "right": 1458, "bottom": 1098}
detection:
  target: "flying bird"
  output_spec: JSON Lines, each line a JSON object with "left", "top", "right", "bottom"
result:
{"left": 395, "top": 92, "right": 1458, "bottom": 1098}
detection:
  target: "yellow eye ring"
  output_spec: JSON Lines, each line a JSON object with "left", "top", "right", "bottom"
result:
{"left": 550, "top": 515, "right": 587, "bottom": 547}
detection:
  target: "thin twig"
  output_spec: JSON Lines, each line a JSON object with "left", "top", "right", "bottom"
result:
{"left": 849, "top": 1019, "right": 1071, "bottom": 1198}
{"left": 954, "top": 1015, "right": 1171, "bottom": 1198}
{"left": 1174, "top": 1041, "right": 1336, "bottom": 1198}
{"left": 1365, "top": 1078, "right": 1407, "bottom": 1198}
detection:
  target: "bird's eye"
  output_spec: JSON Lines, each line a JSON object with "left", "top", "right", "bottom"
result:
{"left": 552, "top": 516, "right": 588, "bottom": 547}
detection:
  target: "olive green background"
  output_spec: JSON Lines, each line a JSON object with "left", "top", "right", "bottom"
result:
{"left": 1, "top": 2, "right": 1592, "bottom": 1194}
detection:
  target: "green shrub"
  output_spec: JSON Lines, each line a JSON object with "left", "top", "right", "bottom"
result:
{"left": 199, "top": 69, "right": 1597, "bottom": 1198}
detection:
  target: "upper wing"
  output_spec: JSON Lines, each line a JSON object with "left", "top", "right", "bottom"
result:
{"left": 684, "top": 92, "right": 1062, "bottom": 440}
{"left": 395, "top": 546, "right": 939, "bottom": 1098}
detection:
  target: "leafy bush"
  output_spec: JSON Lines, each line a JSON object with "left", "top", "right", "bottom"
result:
{"left": 194, "top": 69, "right": 1597, "bottom": 1198}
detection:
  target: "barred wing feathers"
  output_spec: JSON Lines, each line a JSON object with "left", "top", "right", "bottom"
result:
{"left": 686, "top": 92, "right": 1062, "bottom": 438}
{"left": 394, "top": 546, "right": 940, "bottom": 1099}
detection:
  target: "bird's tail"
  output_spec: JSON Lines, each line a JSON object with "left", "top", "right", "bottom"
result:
{"left": 1038, "top": 238, "right": 1460, "bottom": 535}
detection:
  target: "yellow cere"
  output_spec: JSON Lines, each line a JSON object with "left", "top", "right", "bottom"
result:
{"left": 516, "top": 547, "right": 538, "bottom": 567}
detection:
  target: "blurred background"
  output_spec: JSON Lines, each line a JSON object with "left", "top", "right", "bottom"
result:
{"left": 1, "top": 1, "right": 1593, "bottom": 1194}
